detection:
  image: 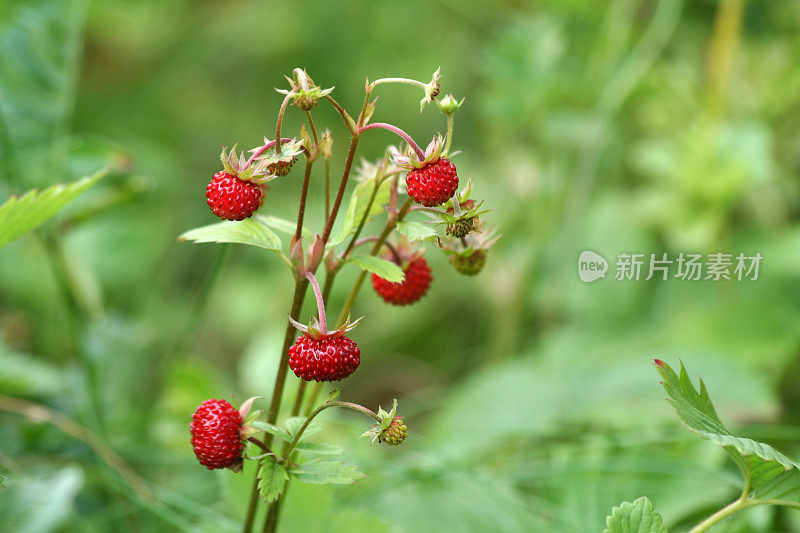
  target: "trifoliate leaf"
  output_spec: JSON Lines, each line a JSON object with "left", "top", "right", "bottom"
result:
{"left": 347, "top": 255, "right": 404, "bottom": 283}
{"left": 603, "top": 496, "right": 668, "bottom": 533}
{"left": 289, "top": 459, "right": 365, "bottom": 485}
{"left": 0, "top": 170, "right": 104, "bottom": 249}
{"left": 258, "top": 458, "right": 288, "bottom": 503}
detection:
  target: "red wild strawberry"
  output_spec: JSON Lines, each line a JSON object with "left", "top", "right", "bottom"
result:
{"left": 288, "top": 271, "right": 362, "bottom": 382}
{"left": 289, "top": 334, "right": 361, "bottom": 382}
{"left": 206, "top": 171, "right": 264, "bottom": 221}
{"left": 372, "top": 257, "right": 432, "bottom": 306}
{"left": 190, "top": 399, "right": 244, "bottom": 470}
{"left": 405, "top": 157, "right": 458, "bottom": 207}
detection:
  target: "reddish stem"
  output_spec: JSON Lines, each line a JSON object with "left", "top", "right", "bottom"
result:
{"left": 304, "top": 272, "right": 327, "bottom": 335}
{"left": 357, "top": 123, "right": 425, "bottom": 160}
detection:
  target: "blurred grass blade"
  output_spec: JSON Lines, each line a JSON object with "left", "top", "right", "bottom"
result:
{"left": 603, "top": 496, "right": 668, "bottom": 533}
{"left": 0, "top": 170, "right": 104, "bottom": 249}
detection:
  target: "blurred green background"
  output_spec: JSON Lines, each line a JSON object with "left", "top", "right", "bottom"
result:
{"left": 2, "top": 0, "right": 800, "bottom": 531}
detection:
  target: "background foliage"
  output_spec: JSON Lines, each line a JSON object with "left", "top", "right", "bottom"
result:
{"left": 2, "top": 0, "right": 800, "bottom": 531}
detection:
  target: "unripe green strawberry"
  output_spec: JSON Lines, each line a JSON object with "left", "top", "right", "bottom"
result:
{"left": 380, "top": 417, "right": 407, "bottom": 445}
{"left": 450, "top": 249, "right": 487, "bottom": 276}
{"left": 445, "top": 199, "right": 477, "bottom": 238}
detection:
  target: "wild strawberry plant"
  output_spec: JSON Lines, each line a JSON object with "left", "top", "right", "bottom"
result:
{"left": 179, "top": 67, "right": 496, "bottom": 532}
{"left": 604, "top": 360, "right": 800, "bottom": 532}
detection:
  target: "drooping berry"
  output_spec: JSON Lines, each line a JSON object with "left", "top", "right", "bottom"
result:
{"left": 288, "top": 334, "right": 361, "bottom": 382}
{"left": 190, "top": 399, "right": 244, "bottom": 470}
{"left": 405, "top": 157, "right": 458, "bottom": 207}
{"left": 206, "top": 171, "right": 264, "bottom": 221}
{"left": 380, "top": 417, "right": 407, "bottom": 445}
{"left": 450, "top": 249, "right": 487, "bottom": 276}
{"left": 267, "top": 157, "right": 296, "bottom": 176}
{"left": 372, "top": 257, "right": 432, "bottom": 306}
{"left": 446, "top": 199, "right": 477, "bottom": 238}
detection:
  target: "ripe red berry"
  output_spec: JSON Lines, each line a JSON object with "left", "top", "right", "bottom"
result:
{"left": 371, "top": 257, "right": 432, "bottom": 306}
{"left": 405, "top": 158, "right": 458, "bottom": 207}
{"left": 289, "top": 334, "right": 360, "bottom": 382}
{"left": 206, "top": 171, "right": 265, "bottom": 221}
{"left": 190, "top": 399, "right": 243, "bottom": 470}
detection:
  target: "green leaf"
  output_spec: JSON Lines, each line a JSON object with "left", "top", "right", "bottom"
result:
{"left": 289, "top": 459, "right": 365, "bottom": 485}
{"left": 0, "top": 343, "right": 62, "bottom": 396}
{"left": 249, "top": 421, "right": 291, "bottom": 442}
{"left": 285, "top": 416, "right": 323, "bottom": 443}
{"left": 603, "top": 496, "right": 668, "bottom": 533}
{"left": 0, "top": 171, "right": 104, "bottom": 249}
{"left": 0, "top": 0, "right": 90, "bottom": 184}
{"left": 256, "top": 214, "right": 313, "bottom": 243}
{"left": 347, "top": 255, "right": 404, "bottom": 283}
{"left": 396, "top": 220, "right": 439, "bottom": 242}
{"left": 328, "top": 178, "right": 391, "bottom": 248}
{"left": 656, "top": 359, "right": 800, "bottom": 502}
{"left": 179, "top": 217, "right": 282, "bottom": 252}
{"left": 258, "top": 458, "right": 288, "bottom": 504}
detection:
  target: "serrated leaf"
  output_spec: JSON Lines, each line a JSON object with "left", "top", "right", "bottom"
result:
{"left": 347, "top": 255, "right": 404, "bottom": 283}
{"left": 258, "top": 458, "right": 288, "bottom": 504}
{"left": 256, "top": 214, "right": 313, "bottom": 243}
{"left": 396, "top": 220, "right": 439, "bottom": 242}
{"left": 656, "top": 360, "right": 800, "bottom": 502}
{"left": 0, "top": 171, "right": 104, "bottom": 249}
{"left": 179, "top": 218, "right": 282, "bottom": 251}
{"left": 328, "top": 178, "right": 391, "bottom": 248}
{"left": 603, "top": 496, "right": 668, "bottom": 533}
{"left": 250, "top": 421, "right": 291, "bottom": 442}
{"left": 289, "top": 459, "right": 365, "bottom": 485}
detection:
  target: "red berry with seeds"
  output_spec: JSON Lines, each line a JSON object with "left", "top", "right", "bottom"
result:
{"left": 289, "top": 334, "right": 361, "bottom": 382}
{"left": 206, "top": 171, "right": 265, "bottom": 221}
{"left": 190, "top": 399, "right": 244, "bottom": 470}
{"left": 372, "top": 257, "right": 432, "bottom": 306}
{"left": 405, "top": 158, "right": 458, "bottom": 207}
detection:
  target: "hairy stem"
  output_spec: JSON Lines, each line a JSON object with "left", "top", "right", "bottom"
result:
{"left": 304, "top": 272, "right": 327, "bottom": 334}
{"left": 278, "top": 401, "right": 379, "bottom": 462}
{"left": 294, "top": 158, "right": 314, "bottom": 244}
{"left": 275, "top": 91, "right": 295, "bottom": 155}
{"left": 320, "top": 137, "right": 360, "bottom": 243}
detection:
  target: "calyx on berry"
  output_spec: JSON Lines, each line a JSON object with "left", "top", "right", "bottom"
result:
{"left": 392, "top": 135, "right": 446, "bottom": 170}
{"left": 276, "top": 68, "right": 334, "bottom": 111}
{"left": 250, "top": 137, "right": 305, "bottom": 177}
{"left": 359, "top": 399, "right": 406, "bottom": 445}
{"left": 444, "top": 226, "right": 500, "bottom": 276}
{"left": 288, "top": 272, "right": 361, "bottom": 341}
{"left": 219, "top": 145, "right": 274, "bottom": 184}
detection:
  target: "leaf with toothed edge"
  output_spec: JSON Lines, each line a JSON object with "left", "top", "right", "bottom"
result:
{"left": 289, "top": 459, "right": 365, "bottom": 485}
{"left": 347, "top": 255, "right": 404, "bottom": 283}
{"left": 0, "top": 170, "right": 104, "bottom": 249}
{"left": 603, "top": 497, "right": 668, "bottom": 533}
{"left": 257, "top": 458, "right": 288, "bottom": 503}
{"left": 655, "top": 359, "right": 800, "bottom": 503}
